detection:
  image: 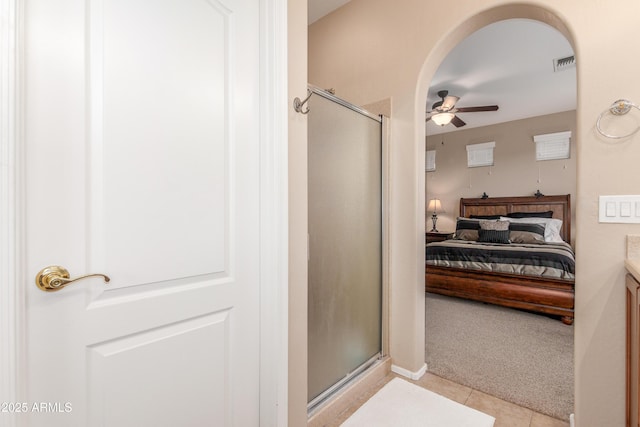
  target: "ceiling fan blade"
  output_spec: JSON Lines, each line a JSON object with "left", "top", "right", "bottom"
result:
{"left": 451, "top": 115, "right": 466, "bottom": 127}
{"left": 441, "top": 96, "right": 459, "bottom": 111}
{"left": 456, "top": 105, "right": 499, "bottom": 113}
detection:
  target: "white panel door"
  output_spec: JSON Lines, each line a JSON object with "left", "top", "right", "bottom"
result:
{"left": 22, "top": 0, "right": 261, "bottom": 425}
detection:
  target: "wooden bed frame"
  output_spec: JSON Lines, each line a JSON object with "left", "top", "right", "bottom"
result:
{"left": 425, "top": 194, "right": 575, "bottom": 324}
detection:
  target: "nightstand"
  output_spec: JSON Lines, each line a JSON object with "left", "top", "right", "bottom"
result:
{"left": 426, "top": 231, "right": 454, "bottom": 244}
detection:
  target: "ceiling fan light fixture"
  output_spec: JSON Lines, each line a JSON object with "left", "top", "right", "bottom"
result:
{"left": 431, "top": 112, "right": 455, "bottom": 126}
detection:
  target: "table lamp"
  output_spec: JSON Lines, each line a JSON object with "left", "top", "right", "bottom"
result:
{"left": 427, "top": 198, "right": 444, "bottom": 232}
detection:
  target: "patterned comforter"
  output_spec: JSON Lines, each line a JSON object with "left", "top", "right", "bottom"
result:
{"left": 426, "top": 239, "right": 575, "bottom": 281}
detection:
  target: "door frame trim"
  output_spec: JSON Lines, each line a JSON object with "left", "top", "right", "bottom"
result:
{"left": 0, "top": 0, "right": 289, "bottom": 425}
{"left": 0, "top": 0, "right": 24, "bottom": 426}
{"left": 259, "top": 0, "right": 289, "bottom": 425}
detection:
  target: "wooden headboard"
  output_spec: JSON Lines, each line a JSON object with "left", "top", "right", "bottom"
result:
{"left": 459, "top": 194, "right": 571, "bottom": 242}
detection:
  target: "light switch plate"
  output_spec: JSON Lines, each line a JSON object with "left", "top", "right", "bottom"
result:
{"left": 599, "top": 195, "right": 640, "bottom": 223}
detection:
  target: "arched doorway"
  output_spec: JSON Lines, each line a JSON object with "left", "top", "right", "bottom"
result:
{"left": 418, "top": 6, "right": 577, "bottom": 422}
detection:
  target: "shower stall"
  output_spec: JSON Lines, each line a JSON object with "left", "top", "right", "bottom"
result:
{"left": 306, "top": 86, "right": 386, "bottom": 411}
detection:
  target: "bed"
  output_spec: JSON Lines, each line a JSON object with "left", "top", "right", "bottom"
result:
{"left": 425, "top": 194, "right": 575, "bottom": 324}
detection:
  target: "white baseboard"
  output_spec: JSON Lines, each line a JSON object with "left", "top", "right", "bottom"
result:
{"left": 391, "top": 362, "right": 427, "bottom": 380}
{"left": 570, "top": 413, "right": 575, "bottom": 427}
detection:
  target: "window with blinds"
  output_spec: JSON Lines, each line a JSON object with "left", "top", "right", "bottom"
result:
{"left": 426, "top": 150, "right": 436, "bottom": 171}
{"left": 534, "top": 131, "right": 571, "bottom": 161}
{"left": 466, "top": 141, "right": 495, "bottom": 168}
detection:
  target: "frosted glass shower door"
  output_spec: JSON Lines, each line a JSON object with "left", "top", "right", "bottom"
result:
{"left": 307, "top": 90, "right": 382, "bottom": 406}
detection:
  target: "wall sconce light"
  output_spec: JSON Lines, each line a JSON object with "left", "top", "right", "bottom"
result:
{"left": 427, "top": 198, "right": 444, "bottom": 232}
{"left": 430, "top": 112, "right": 455, "bottom": 126}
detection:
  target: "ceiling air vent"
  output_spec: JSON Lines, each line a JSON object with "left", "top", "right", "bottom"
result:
{"left": 553, "top": 55, "right": 576, "bottom": 72}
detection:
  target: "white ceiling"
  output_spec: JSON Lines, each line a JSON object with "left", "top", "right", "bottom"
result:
{"left": 307, "top": 4, "right": 576, "bottom": 137}
{"left": 427, "top": 19, "right": 575, "bottom": 136}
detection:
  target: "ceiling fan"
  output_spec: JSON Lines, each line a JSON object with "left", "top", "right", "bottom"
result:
{"left": 426, "top": 90, "right": 499, "bottom": 127}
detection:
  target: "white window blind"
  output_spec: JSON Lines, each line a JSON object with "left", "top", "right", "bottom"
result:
{"left": 466, "top": 141, "right": 495, "bottom": 168}
{"left": 426, "top": 150, "right": 436, "bottom": 171}
{"left": 533, "top": 131, "right": 571, "bottom": 161}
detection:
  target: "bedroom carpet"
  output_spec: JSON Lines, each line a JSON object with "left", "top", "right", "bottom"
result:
{"left": 339, "top": 377, "right": 495, "bottom": 427}
{"left": 425, "top": 293, "right": 574, "bottom": 421}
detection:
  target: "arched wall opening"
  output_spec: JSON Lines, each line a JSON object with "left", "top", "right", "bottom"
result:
{"left": 415, "top": 0, "right": 578, "bottom": 416}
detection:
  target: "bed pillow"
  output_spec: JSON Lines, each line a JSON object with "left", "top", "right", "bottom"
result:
{"left": 477, "top": 220, "right": 510, "bottom": 244}
{"left": 501, "top": 216, "right": 564, "bottom": 242}
{"left": 508, "top": 222, "right": 546, "bottom": 244}
{"left": 506, "top": 210, "right": 554, "bottom": 218}
{"left": 470, "top": 214, "right": 502, "bottom": 220}
{"left": 454, "top": 218, "right": 481, "bottom": 241}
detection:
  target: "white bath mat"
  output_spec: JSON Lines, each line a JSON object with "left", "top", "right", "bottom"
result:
{"left": 340, "top": 377, "right": 495, "bottom": 427}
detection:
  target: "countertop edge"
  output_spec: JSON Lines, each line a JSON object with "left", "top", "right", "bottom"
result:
{"left": 625, "top": 259, "right": 640, "bottom": 282}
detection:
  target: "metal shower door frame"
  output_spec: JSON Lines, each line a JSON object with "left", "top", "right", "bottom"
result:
{"left": 306, "top": 85, "right": 389, "bottom": 412}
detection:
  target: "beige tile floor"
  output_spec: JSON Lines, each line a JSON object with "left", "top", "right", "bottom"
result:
{"left": 323, "top": 371, "right": 569, "bottom": 427}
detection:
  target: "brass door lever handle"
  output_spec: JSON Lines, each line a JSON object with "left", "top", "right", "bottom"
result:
{"left": 35, "top": 265, "right": 110, "bottom": 292}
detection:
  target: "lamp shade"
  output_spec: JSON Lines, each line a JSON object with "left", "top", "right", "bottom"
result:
{"left": 431, "top": 112, "right": 455, "bottom": 126}
{"left": 427, "top": 198, "right": 443, "bottom": 213}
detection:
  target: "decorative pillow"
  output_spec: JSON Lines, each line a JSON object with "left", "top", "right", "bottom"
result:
{"left": 478, "top": 229, "right": 510, "bottom": 244}
{"left": 500, "top": 217, "right": 564, "bottom": 242}
{"left": 454, "top": 218, "right": 481, "bottom": 241}
{"left": 507, "top": 210, "right": 554, "bottom": 219}
{"left": 508, "top": 222, "right": 546, "bottom": 244}
{"left": 477, "top": 220, "right": 510, "bottom": 244}
{"left": 479, "top": 220, "right": 509, "bottom": 231}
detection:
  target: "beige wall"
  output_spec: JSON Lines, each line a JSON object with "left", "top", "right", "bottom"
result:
{"left": 288, "top": 0, "right": 308, "bottom": 425}
{"left": 426, "top": 110, "right": 577, "bottom": 241}
{"left": 306, "top": 1, "right": 640, "bottom": 426}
